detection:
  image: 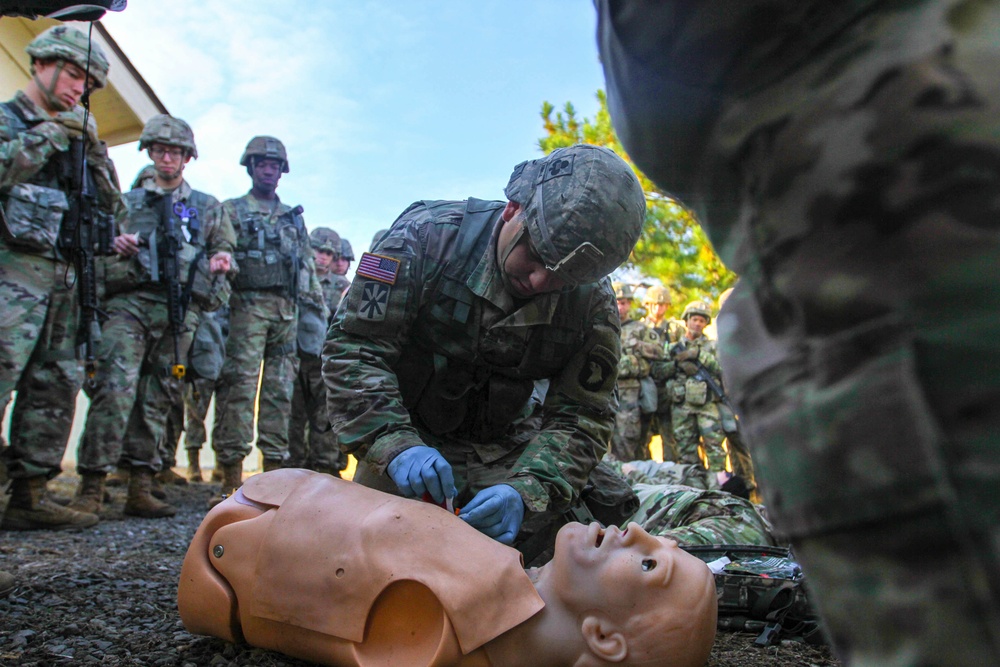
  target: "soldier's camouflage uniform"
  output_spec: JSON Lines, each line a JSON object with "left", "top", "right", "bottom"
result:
{"left": 288, "top": 269, "right": 347, "bottom": 473}
{"left": 0, "top": 91, "right": 124, "bottom": 480}
{"left": 323, "top": 199, "right": 622, "bottom": 542}
{"left": 606, "top": 457, "right": 720, "bottom": 490}
{"left": 641, "top": 314, "right": 685, "bottom": 459}
{"left": 182, "top": 306, "right": 230, "bottom": 458}
{"left": 599, "top": 0, "right": 1000, "bottom": 662}
{"left": 212, "top": 193, "right": 321, "bottom": 466}
{"left": 666, "top": 334, "right": 727, "bottom": 471}
{"left": 611, "top": 318, "right": 663, "bottom": 461}
{"left": 77, "top": 179, "right": 233, "bottom": 474}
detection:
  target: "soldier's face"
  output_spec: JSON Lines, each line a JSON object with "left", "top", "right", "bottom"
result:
{"left": 35, "top": 59, "right": 92, "bottom": 111}
{"left": 686, "top": 315, "right": 708, "bottom": 337}
{"left": 332, "top": 257, "right": 350, "bottom": 275}
{"left": 617, "top": 298, "right": 632, "bottom": 321}
{"left": 149, "top": 143, "right": 190, "bottom": 182}
{"left": 497, "top": 204, "right": 567, "bottom": 298}
{"left": 251, "top": 158, "right": 283, "bottom": 193}
{"left": 647, "top": 302, "right": 668, "bottom": 321}
{"left": 314, "top": 249, "right": 335, "bottom": 272}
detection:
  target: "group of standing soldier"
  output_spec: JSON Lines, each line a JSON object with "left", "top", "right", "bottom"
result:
{"left": 0, "top": 27, "right": 358, "bottom": 539}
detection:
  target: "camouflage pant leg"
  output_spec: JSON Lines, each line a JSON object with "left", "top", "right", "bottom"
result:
{"left": 299, "top": 355, "right": 342, "bottom": 472}
{"left": 672, "top": 402, "right": 726, "bottom": 471}
{"left": 160, "top": 394, "right": 184, "bottom": 468}
{"left": 183, "top": 378, "right": 215, "bottom": 450}
{"left": 6, "top": 278, "right": 82, "bottom": 479}
{"left": 629, "top": 484, "right": 775, "bottom": 546}
{"left": 710, "top": 3, "right": 1000, "bottom": 662}
{"left": 256, "top": 327, "right": 299, "bottom": 462}
{"left": 287, "top": 358, "right": 311, "bottom": 468}
{"left": 0, "top": 248, "right": 65, "bottom": 478}
{"left": 611, "top": 384, "right": 649, "bottom": 460}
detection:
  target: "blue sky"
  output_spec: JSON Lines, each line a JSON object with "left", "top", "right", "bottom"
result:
{"left": 102, "top": 2, "right": 606, "bottom": 268}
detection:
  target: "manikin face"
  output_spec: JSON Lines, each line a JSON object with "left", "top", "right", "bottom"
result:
{"left": 33, "top": 59, "right": 94, "bottom": 112}
{"left": 617, "top": 298, "right": 632, "bottom": 322}
{"left": 686, "top": 314, "right": 709, "bottom": 338}
{"left": 314, "top": 249, "right": 336, "bottom": 273}
{"left": 251, "top": 157, "right": 283, "bottom": 194}
{"left": 149, "top": 143, "right": 190, "bottom": 183}
{"left": 496, "top": 204, "right": 567, "bottom": 298}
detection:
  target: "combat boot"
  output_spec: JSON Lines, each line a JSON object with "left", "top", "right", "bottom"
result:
{"left": 149, "top": 474, "right": 167, "bottom": 500}
{"left": 156, "top": 467, "right": 188, "bottom": 486}
{"left": 67, "top": 472, "right": 107, "bottom": 515}
{"left": 207, "top": 463, "right": 243, "bottom": 509}
{"left": 124, "top": 468, "right": 177, "bottom": 519}
{"left": 105, "top": 465, "right": 130, "bottom": 487}
{"left": 210, "top": 466, "right": 223, "bottom": 483}
{"left": 2, "top": 476, "right": 98, "bottom": 530}
{"left": 186, "top": 449, "right": 203, "bottom": 483}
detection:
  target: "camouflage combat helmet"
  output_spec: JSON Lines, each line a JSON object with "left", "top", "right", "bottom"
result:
{"left": 370, "top": 229, "right": 390, "bottom": 251}
{"left": 309, "top": 227, "right": 342, "bottom": 254}
{"left": 26, "top": 25, "right": 109, "bottom": 89}
{"left": 341, "top": 238, "right": 355, "bottom": 262}
{"left": 644, "top": 284, "right": 671, "bottom": 305}
{"left": 682, "top": 300, "right": 713, "bottom": 323}
{"left": 138, "top": 115, "right": 198, "bottom": 159}
{"left": 503, "top": 144, "right": 645, "bottom": 285}
{"left": 612, "top": 282, "right": 634, "bottom": 300}
{"left": 240, "top": 135, "right": 289, "bottom": 173}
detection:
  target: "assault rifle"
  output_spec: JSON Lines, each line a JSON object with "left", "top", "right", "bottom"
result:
{"left": 284, "top": 204, "right": 305, "bottom": 302}
{"left": 157, "top": 195, "right": 186, "bottom": 380}
{"left": 60, "top": 137, "right": 113, "bottom": 386}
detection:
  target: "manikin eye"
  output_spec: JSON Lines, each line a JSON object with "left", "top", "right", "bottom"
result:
{"left": 642, "top": 559, "right": 657, "bottom": 572}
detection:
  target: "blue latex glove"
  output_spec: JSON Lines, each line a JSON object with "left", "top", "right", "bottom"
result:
{"left": 459, "top": 484, "right": 525, "bottom": 545}
{"left": 386, "top": 445, "right": 457, "bottom": 505}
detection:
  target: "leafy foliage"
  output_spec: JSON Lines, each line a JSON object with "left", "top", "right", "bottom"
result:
{"left": 539, "top": 91, "right": 736, "bottom": 308}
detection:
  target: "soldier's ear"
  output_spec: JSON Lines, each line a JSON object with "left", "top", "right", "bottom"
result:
{"left": 581, "top": 615, "right": 628, "bottom": 663}
{"left": 501, "top": 201, "right": 521, "bottom": 222}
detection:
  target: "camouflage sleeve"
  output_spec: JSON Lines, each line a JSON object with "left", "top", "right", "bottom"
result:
{"left": 505, "top": 285, "right": 621, "bottom": 514}
{"left": 617, "top": 351, "right": 646, "bottom": 379}
{"left": 698, "top": 339, "right": 723, "bottom": 379}
{"left": 322, "top": 203, "right": 433, "bottom": 472}
{"left": 0, "top": 116, "right": 70, "bottom": 191}
{"left": 201, "top": 195, "right": 235, "bottom": 257}
{"left": 298, "top": 227, "right": 326, "bottom": 312}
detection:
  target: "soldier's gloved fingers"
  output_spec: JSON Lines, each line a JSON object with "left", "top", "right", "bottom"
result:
{"left": 460, "top": 485, "right": 524, "bottom": 544}
{"left": 422, "top": 457, "right": 457, "bottom": 506}
{"left": 387, "top": 445, "right": 450, "bottom": 501}
{"left": 459, "top": 494, "right": 504, "bottom": 526}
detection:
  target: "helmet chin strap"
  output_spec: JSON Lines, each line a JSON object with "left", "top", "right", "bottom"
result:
{"left": 33, "top": 61, "right": 69, "bottom": 112}
{"left": 496, "top": 216, "right": 528, "bottom": 297}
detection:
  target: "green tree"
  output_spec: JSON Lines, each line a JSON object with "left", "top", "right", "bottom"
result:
{"left": 539, "top": 91, "right": 736, "bottom": 308}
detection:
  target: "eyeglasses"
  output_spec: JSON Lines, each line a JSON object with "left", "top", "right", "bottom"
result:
{"left": 150, "top": 146, "right": 185, "bottom": 159}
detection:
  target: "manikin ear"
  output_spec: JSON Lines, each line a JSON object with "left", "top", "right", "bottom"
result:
{"left": 580, "top": 615, "right": 628, "bottom": 663}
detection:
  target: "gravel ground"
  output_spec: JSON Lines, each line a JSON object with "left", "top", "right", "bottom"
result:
{"left": 0, "top": 472, "right": 841, "bottom": 667}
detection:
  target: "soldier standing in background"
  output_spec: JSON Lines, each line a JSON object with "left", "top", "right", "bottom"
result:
{"left": 69, "top": 114, "right": 234, "bottom": 519}
{"left": 330, "top": 235, "right": 353, "bottom": 299}
{"left": 640, "top": 284, "right": 684, "bottom": 459}
{"left": 610, "top": 282, "right": 663, "bottom": 461}
{"left": 665, "top": 301, "right": 727, "bottom": 472}
{"left": 324, "top": 145, "right": 645, "bottom": 556}
{"left": 287, "top": 227, "right": 345, "bottom": 475}
{"left": 0, "top": 26, "right": 124, "bottom": 533}
{"left": 209, "top": 136, "right": 323, "bottom": 507}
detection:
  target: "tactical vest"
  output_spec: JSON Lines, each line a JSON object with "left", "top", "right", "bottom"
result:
{"left": 395, "top": 198, "right": 600, "bottom": 441}
{"left": 0, "top": 101, "right": 103, "bottom": 257}
{"left": 230, "top": 196, "right": 303, "bottom": 294}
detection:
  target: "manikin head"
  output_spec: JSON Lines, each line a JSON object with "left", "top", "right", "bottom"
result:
{"left": 537, "top": 521, "right": 717, "bottom": 667}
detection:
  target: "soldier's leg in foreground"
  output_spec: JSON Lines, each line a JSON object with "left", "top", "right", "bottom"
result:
{"left": 708, "top": 4, "right": 1000, "bottom": 662}
{"left": 255, "top": 321, "right": 299, "bottom": 469}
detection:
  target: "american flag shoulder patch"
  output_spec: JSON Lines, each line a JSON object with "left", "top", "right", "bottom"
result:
{"left": 356, "top": 252, "right": 400, "bottom": 285}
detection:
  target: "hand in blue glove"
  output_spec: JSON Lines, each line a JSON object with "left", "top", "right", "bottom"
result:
{"left": 386, "top": 445, "right": 457, "bottom": 505}
{"left": 459, "top": 484, "right": 524, "bottom": 545}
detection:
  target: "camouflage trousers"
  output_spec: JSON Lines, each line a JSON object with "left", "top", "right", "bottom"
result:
{"left": 183, "top": 377, "right": 216, "bottom": 450}
{"left": 77, "top": 294, "right": 197, "bottom": 473}
{"left": 629, "top": 483, "right": 775, "bottom": 547}
{"left": 0, "top": 245, "right": 82, "bottom": 480}
{"left": 706, "top": 1, "right": 1000, "bottom": 663}
{"left": 672, "top": 400, "right": 726, "bottom": 471}
{"left": 212, "top": 292, "right": 298, "bottom": 466}
{"left": 288, "top": 354, "right": 345, "bottom": 473}
{"left": 611, "top": 382, "right": 651, "bottom": 461}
